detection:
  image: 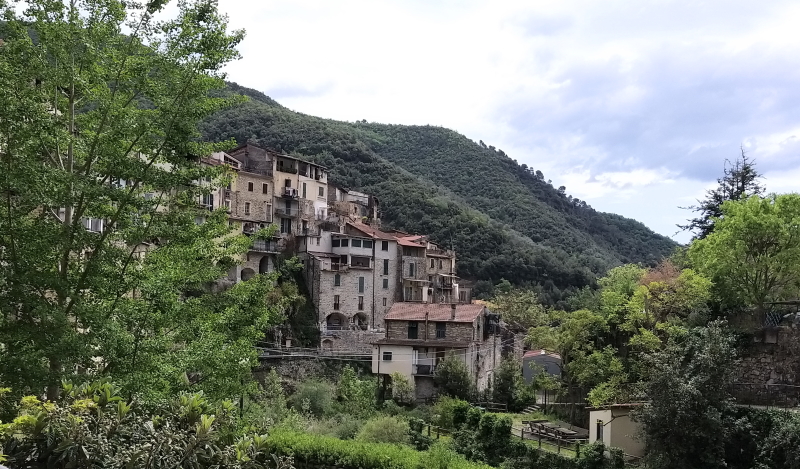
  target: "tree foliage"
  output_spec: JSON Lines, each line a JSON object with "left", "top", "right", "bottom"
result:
{"left": 633, "top": 322, "right": 737, "bottom": 469}
{"left": 689, "top": 194, "right": 800, "bottom": 320}
{"left": 433, "top": 352, "right": 473, "bottom": 400}
{"left": 680, "top": 150, "right": 764, "bottom": 239}
{"left": 0, "top": 0, "right": 291, "bottom": 404}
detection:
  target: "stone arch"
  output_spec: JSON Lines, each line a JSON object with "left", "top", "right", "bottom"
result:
{"left": 241, "top": 267, "right": 255, "bottom": 281}
{"left": 259, "top": 255, "right": 272, "bottom": 274}
{"left": 353, "top": 312, "right": 368, "bottom": 331}
{"left": 326, "top": 312, "right": 347, "bottom": 331}
{"left": 321, "top": 338, "right": 334, "bottom": 352}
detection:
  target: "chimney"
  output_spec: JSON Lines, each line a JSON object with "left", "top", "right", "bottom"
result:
{"left": 451, "top": 303, "right": 456, "bottom": 320}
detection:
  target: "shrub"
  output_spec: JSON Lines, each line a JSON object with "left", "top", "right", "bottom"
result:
{"left": 356, "top": 415, "right": 410, "bottom": 445}
{"left": 289, "top": 379, "right": 335, "bottom": 417}
{"left": 390, "top": 372, "right": 415, "bottom": 404}
{"left": 431, "top": 396, "right": 471, "bottom": 430}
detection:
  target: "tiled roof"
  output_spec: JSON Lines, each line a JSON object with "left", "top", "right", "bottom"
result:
{"left": 372, "top": 338, "right": 471, "bottom": 348}
{"left": 396, "top": 236, "right": 426, "bottom": 247}
{"left": 384, "top": 302, "right": 485, "bottom": 323}
{"left": 523, "top": 350, "right": 562, "bottom": 360}
{"left": 346, "top": 222, "right": 395, "bottom": 240}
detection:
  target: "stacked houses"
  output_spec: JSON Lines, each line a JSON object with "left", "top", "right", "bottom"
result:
{"left": 202, "top": 144, "right": 499, "bottom": 400}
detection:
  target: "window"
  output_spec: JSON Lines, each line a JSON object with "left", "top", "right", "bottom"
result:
{"left": 352, "top": 239, "right": 362, "bottom": 248}
{"left": 383, "top": 278, "right": 389, "bottom": 289}
{"left": 358, "top": 296, "right": 364, "bottom": 310}
{"left": 381, "top": 241, "right": 389, "bottom": 251}
{"left": 358, "top": 276, "right": 365, "bottom": 293}
{"left": 436, "top": 322, "right": 446, "bottom": 338}
{"left": 363, "top": 240, "right": 373, "bottom": 249}
{"left": 284, "top": 179, "right": 291, "bottom": 187}
{"left": 596, "top": 421, "right": 604, "bottom": 442}
{"left": 409, "top": 262, "right": 415, "bottom": 277}
{"left": 341, "top": 239, "right": 349, "bottom": 247}
{"left": 408, "top": 321, "right": 418, "bottom": 339}
{"left": 334, "top": 274, "right": 341, "bottom": 286}
{"left": 316, "top": 237, "right": 320, "bottom": 245}
{"left": 383, "top": 297, "right": 387, "bottom": 306}
{"left": 383, "top": 259, "right": 389, "bottom": 275}
{"left": 244, "top": 202, "right": 251, "bottom": 215}
{"left": 319, "top": 186, "right": 324, "bottom": 197}
{"left": 332, "top": 239, "right": 341, "bottom": 247}
{"left": 430, "top": 258, "right": 435, "bottom": 268}
{"left": 248, "top": 182, "right": 254, "bottom": 192}
{"left": 333, "top": 295, "right": 340, "bottom": 310}
{"left": 439, "top": 260, "right": 443, "bottom": 269}
{"left": 302, "top": 182, "right": 307, "bottom": 198}
{"left": 383, "top": 351, "right": 392, "bottom": 361}
{"left": 280, "top": 218, "right": 291, "bottom": 234}
{"left": 262, "top": 183, "right": 269, "bottom": 194}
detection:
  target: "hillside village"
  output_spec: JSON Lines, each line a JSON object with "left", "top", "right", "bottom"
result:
{"left": 202, "top": 144, "right": 504, "bottom": 400}
{"left": 5, "top": 2, "right": 800, "bottom": 468}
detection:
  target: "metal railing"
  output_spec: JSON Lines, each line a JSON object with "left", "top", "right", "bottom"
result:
{"left": 242, "top": 165, "right": 272, "bottom": 176}
{"left": 274, "top": 208, "right": 298, "bottom": 217}
{"left": 251, "top": 240, "right": 279, "bottom": 253}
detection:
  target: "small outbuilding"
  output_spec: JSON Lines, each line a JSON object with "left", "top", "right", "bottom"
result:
{"left": 588, "top": 404, "right": 644, "bottom": 458}
{"left": 522, "top": 349, "right": 561, "bottom": 384}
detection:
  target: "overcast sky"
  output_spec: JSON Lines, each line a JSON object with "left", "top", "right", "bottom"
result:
{"left": 215, "top": 0, "right": 800, "bottom": 243}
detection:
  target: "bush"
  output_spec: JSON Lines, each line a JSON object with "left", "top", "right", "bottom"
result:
{"left": 265, "top": 428, "right": 492, "bottom": 469}
{"left": 356, "top": 415, "right": 410, "bottom": 445}
{"left": 289, "top": 379, "right": 335, "bottom": 417}
{"left": 431, "top": 396, "right": 471, "bottom": 430}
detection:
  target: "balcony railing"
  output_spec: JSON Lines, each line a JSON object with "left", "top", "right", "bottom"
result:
{"left": 282, "top": 187, "right": 299, "bottom": 198}
{"left": 242, "top": 165, "right": 272, "bottom": 177}
{"left": 251, "top": 240, "right": 279, "bottom": 253}
{"left": 413, "top": 364, "right": 435, "bottom": 376}
{"left": 404, "top": 292, "right": 424, "bottom": 302}
{"left": 330, "top": 263, "right": 349, "bottom": 272}
{"left": 277, "top": 166, "right": 298, "bottom": 174}
{"left": 275, "top": 208, "right": 299, "bottom": 218}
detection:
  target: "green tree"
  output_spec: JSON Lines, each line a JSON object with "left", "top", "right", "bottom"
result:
{"left": 489, "top": 289, "right": 546, "bottom": 332}
{"left": 434, "top": 352, "right": 473, "bottom": 400}
{"left": 689, "top": 194, "right": 800, "bottom": 322}
{"left": 679, "top": 150, "right": 764, "bottom": 239}
{"left": 390, "top": 371, "right": 415, "bottom": 405}
{"left": 491, "top": 357, "right": 525, "bottom": 411}
{"left": 633, "top": 321, "right": 737, "bottom": 469}
{"left": 0, "top": 0, "right": 289, "bottom": 403}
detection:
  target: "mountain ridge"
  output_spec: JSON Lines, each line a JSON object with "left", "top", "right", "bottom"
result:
{"left": 200, "top": 83, "right": 677, "bottom": 304}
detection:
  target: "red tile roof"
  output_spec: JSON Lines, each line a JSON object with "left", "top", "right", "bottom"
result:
{"left": 385, "top": 303, "right": 485, "bottom": 323}
{"left": 346, "top": 222, "right": 396, "bottom": 240}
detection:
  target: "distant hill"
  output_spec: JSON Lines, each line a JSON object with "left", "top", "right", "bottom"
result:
{"left": 200, "top": 84, "right": 677, "bottom": 305}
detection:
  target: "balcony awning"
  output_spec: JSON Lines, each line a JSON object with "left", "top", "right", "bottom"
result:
{"left": 403, "top": 278, "right": 430, "bottom": 283}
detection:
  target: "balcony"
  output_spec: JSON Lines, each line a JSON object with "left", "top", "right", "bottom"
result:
{"left": 281, "top": 187, "right": 299, "bottom": 199}
{"left": 242, "top": 165, "right": 272, "bottom": 177}
{"left": 275, "top": 208, "right": 299, "bottom": 218}
{"left": 330, "top": 263, "right": 350, "bottom": 272}
{"left": 404, "top": 291, "right": 424, "bottom": 302}
{"left": 413, "top": 364, "right": 435, "bottom": 376}
{"left": 250, "top": 239, "right": 279, "bottom": 253}
{"left": 300, "top": 226, "right": 321, "bottom": 237}
{"left": 277, "top": 165, "right": 298, "bottom": 174}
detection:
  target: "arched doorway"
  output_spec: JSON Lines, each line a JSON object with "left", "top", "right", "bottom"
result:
{"left": 241, "top": 267, "right": 255, "bottom": 281}
{"left": 259, "top": 255, "right": 272, "bottom": 274}
{"left": 326, "top": 312, "right": 347, "bottom": 331}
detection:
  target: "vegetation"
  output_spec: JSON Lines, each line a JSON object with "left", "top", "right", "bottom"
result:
{"left": 200, "top": 84, "right": 678, "bottom": 305}
{"left": 433, "top": 352, "right": 474, "bottom": 400}
{"left": 0, "top": 0, "right": 295, "bottom": 407}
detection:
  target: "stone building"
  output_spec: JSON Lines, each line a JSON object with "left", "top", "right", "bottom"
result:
{"left": 371, "top": 302, "right": 501, "bottom": 400}
{"left": 300, "top": 222, "right": 399, "bottom": 353}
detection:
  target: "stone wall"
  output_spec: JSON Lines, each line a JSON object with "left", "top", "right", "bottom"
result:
{"left": 320, "top": 330, "right": 385, "bottom": 354}
{"left": 386, "top": 319, "right": 474, "bottom": 342}
{"left": 735, "top": 327, "right": 800, "bottom": 406}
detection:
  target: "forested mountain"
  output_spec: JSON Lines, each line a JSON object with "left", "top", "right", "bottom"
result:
{"left": 200, "top": 83, "right": 677, "bottom": 304}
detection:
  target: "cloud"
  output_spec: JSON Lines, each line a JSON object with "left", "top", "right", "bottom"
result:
{"left": 214, "top": 0, "right": 800, "bottom": 238}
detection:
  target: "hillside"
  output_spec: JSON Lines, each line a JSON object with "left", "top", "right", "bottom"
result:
{"left": 200, "top": 83, "right": 677, "bottom": 304}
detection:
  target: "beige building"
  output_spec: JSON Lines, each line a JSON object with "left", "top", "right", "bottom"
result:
{"left": 588, "top": 405, "right": 644, "bottom": 458}
{"left": 371, "top": 303, "right": 501, "bottom": 400}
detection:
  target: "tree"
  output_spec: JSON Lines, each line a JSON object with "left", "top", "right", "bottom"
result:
{"left": 0, "top": 0, "right": 289, "bottom": 402}
{"left": 434, "top": 352, "right": 473, "bottom": 400}
{"left": 679, "top": 150, "right": 764, "bottom": 239}
{"left": 689, "top": 194, "right": 800, "bottom": 322}
{"left": 389, "top": 371, "right": 415, "bottom": 405}
{"left": 633, "top": 322, "right": 737, "bottom": 469}
{"left": 491, "top": 357, "right": 528, "bottom": 411}
{"left": 489, "top": 289, "right": 546, "bottom": 332}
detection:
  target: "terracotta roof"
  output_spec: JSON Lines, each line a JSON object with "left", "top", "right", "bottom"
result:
{"left": 372, "top": 338, "right": 471, "bottom": 348}
{"left": 396, "top": 237, "right": 425, "bottom": 247}
{"left": 346, "top": 222, "right": 395, "bottom": 240}
{"left": 523, "top": 350, "right": 562, "bottom": 360}
{"left": 385, "top": 303, "right": 485, "bottom": 323}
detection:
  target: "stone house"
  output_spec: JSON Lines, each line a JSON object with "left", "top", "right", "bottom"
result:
{"left": 588, "top": 404, "right": 644, "bottom": 458}
{"left": 371, "top": 303, "right": 502, "bottom": 400}
{"left": 300, "top": 222, "right": 399, "bottom": 353}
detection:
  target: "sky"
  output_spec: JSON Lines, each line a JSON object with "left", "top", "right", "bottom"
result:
{"left": 213, "top": 0, "right": 800, "bottom": 243}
